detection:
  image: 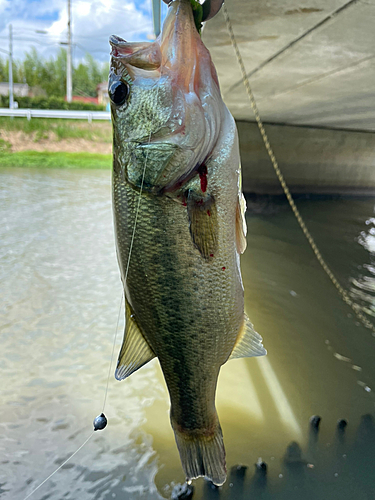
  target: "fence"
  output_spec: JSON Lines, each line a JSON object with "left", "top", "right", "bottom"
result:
{"left": 0, "top": 108, "right": 111, "bottom": 122}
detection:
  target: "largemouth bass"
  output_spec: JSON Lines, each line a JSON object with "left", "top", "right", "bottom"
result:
{"left": 109, "top": 0, "right": 266, "bottom": 486}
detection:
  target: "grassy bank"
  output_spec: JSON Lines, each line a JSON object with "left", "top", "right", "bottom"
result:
{"left": 0, "top": 117, "right": 112, "bottom": 168}
{"left": 0, "top": 116, "right": 112, "bottom": 142}
{"left": 0, "top": 150, "right": 112, "bottom": 169}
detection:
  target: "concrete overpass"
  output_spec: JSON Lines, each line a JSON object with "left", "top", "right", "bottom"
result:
{"left": 201, "top": 0, "right": 375, "bottom": 194}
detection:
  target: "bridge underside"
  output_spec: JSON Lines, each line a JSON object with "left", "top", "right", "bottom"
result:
{"left": 202, "top": 0, "right": 375, "bottom": 194}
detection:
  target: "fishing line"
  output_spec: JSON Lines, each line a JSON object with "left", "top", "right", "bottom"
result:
{"left": 22, "top": 433, "right": 94, "bottom": 500}
{"left": 101, "top": 126, "right": 154, "bottom": 414}
{"left": 21, "top": 73, "right": 162, "bottom": 500}
{"left": 100, "top": 68, "right": 163, "bottom": 410}
{"left": 222, "top": 4, "right": 375, "bottom": 336}
{"left": 102, "top": 292, "right": 124, "bottom": 413}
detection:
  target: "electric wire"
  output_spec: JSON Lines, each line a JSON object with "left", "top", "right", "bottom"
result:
{"left": 222, "top": 4, "right": 375, "bottom": 336}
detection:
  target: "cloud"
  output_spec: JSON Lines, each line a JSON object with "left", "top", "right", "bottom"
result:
{"left": 0, "top": 0, "right": 154, "bottom": 62}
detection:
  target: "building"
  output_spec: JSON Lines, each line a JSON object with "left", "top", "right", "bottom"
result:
{"left": 0, "top": 82, "right": 29, "bottom": 97}
{"left": 71, "top": 95, "right": 99, "bottom": 105}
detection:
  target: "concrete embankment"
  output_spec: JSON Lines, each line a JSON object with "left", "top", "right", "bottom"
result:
{"left": 238, "top": 121, "right": 375, "bottom": 196}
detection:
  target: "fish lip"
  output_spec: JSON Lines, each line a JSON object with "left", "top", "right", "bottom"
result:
{"left": 109, "top": 35, "right": 127, "bottom": 47}
{"left": 109, "top": 35, "right": 127, "bottom": 59}
{"left": 109, "top": 35, "right": 130, "bottom": 59}
{"left": 131, "top": 139, "right": 177, "bottom": 150}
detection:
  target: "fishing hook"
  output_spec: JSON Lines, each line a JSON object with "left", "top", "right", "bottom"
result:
{"left": 162, "top": 0, "right": 224, "bottom": 22}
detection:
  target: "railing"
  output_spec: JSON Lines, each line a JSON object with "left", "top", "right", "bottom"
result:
{"left": 0, "top": 108, "right": 111, "bottom": 122}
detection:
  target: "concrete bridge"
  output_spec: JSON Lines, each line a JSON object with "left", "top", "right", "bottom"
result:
{"left": 202, "top": 0, "right": 375, "bottom": 195}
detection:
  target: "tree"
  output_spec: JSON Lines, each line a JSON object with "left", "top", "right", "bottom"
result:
{"left": 0, "top": 48, "right": 108, "bottom": 98}
{"left": 0, "top": 57, "right": 22, "bottom": 84}
{"left": 0, "top": 57, "right": 7, "bottom": 82}
{"left": 22, "top": 47, "right": 45, "bottom": 87}
{"left": 73, "top": 53, "right": 107, "bottom": 97}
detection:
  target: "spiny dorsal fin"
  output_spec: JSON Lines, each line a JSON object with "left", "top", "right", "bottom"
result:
{"left": 236, "top": 192, "right": 247, "bottom": 254}
{"left": 187, "top": 189, "right": 218, "bottom": 260}
{"left": 229, "top": 314, "right": 267, "bottom": 360}
{"left": 115, "top": 298, "right": 155, "bottom": 380}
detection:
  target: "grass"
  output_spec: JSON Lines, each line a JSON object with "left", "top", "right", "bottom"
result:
{"left": 0, "top": 137, "right": 11, "bottom": 152}
{"left": 0, "top": 117, "right": 113, "bottom": 168}
{"left": 0, "top": 150, "right": 112, "bottom": 169}
{"left": 0, "top": 117, "right": 112, "bottom": 143}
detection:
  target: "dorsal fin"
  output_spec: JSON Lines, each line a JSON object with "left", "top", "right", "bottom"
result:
{"left": 115, "top": 298, "right": 156, "bottom": 380}
{"left": 229, "top": 314, "right": 267, "bottom": 360}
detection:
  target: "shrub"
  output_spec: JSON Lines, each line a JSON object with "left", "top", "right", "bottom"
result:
{"left": 0, "top": 95, "right": 105, "bottom": 111}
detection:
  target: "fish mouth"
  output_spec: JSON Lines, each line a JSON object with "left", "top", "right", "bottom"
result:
{"left": 109, "top": 35, "right": 162, "bottom": 70}
{"left": 111, "top": 0, "right": 223, "bottom": 194}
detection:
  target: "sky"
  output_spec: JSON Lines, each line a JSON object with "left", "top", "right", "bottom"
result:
{"left": 0, "top": 0, "right": 169, "bottom": 63}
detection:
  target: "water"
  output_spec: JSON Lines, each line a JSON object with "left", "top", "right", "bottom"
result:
{"left": 1, "top": 168, "right": 374, "bottom": 500}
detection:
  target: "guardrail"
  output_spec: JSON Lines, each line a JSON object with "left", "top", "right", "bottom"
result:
{"left": 0, "top": 108, "right": 111, "bottom": 122}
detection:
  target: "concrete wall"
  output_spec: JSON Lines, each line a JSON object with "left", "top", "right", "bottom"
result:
{"left": 238, "top": 121, "right": 375, "bottom": 195}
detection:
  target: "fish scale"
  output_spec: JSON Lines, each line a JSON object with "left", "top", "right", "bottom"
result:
{"left": 110, "top": 0, "right": 266, "bottom": 485}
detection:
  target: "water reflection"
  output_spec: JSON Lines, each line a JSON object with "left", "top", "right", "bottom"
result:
{"left": 0, "top": 170, "right": 374, "bottom": 499}
{"left": 351, "top": 215, "right": 375, "bottom": 318}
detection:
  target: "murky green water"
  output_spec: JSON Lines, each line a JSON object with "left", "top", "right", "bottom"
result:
{"left": 1, "top": 168, "right": 374, "bottom": 500}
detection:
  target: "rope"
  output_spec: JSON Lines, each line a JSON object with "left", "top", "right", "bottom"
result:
{"left": 222, "top": 4, "right": 375, "bottom": 336}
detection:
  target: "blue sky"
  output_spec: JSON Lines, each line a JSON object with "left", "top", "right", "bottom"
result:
{"left": 0, "top": 0, "right": 168, "bottom": 62}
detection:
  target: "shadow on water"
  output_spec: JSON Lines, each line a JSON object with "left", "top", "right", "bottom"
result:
{"left": 170, "top": 414, "right": 375, "bottom": 500}
{"left": 1, "top": 170, "right": 375, "bottom": 499}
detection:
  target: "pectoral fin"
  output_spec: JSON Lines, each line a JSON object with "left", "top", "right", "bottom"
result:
{"left": 187, "top": 190, "right": 218, "bottom": 259}
{"left": 115, "top": 299, "right": 156, "bottom": 380}
{"left": 229, "top": 314, "right": 267, "bottom": 360}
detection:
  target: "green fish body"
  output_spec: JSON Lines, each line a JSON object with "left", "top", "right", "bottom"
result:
{"left": 109, "top": 0, "right": 266, "bottom": 486}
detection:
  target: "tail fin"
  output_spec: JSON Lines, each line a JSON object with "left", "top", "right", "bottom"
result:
{"left": 172, "top": 419, "right": 226, "bottom": 486}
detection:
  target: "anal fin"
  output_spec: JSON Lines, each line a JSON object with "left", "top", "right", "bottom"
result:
{"left": 229, "top": 314, "right": 267, "bottom": 360}
{"left": 115, "top": 298, "right": 156, "bottom": 380}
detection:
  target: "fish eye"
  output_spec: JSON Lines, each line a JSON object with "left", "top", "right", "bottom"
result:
{"left": 109, "top": 80, "right": 129, "bottom": 107}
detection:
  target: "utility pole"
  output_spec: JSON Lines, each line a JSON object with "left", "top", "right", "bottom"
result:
{"left": 152, "top": 0, "right": 161, "bottom": 38}
{"left": 9, "top": 24, "right": 14, "bottom": 109}
{"left": 66, "top": 0, "right": 72, "bottom": 102}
